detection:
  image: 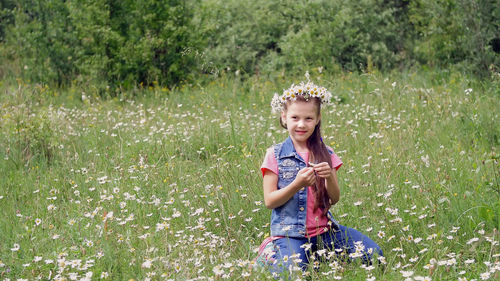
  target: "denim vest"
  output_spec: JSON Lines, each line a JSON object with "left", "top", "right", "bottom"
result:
{"left": 270, "top": 137, "right": 340, "bottom": 237}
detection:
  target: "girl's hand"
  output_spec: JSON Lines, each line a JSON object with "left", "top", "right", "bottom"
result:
{"left": 294, "top": 167, "right": 316, "bottom": 188}
{"left": 309, "top": 162, "right": 333, "bottom": 179}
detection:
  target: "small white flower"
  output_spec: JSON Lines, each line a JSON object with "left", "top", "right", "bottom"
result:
{"left": 213, "top": 265, "right": 224, "bottom": 276}
{"left": 419, "top": 248, "right": 428, "bottom": 254}
{"left": 464, "top": 259, "right": 475, "bottom": 264}
{"left": 300, "top": 243, "right": 312, "bottom": 252}
{"left": 414, "top": 276, "right": 432, "bottom": 281}
{"left": 480, "top": 271, "right": 490, "bottom": 280}
{"left": 401, "top": 270, "right": 414, "bottom": 277}
{"left": 466, "top": 237, "right": 479, "bottom": 245}
{"left": 421, "top": 155, "right": 430, "bottom": 167}
{"left": 11, "top": 243, "right": 20, "bottom": 251}
{"left": 105, "top": 211, "right": 114, "bottom": 219}
{"left": 141, "top": 259, "right": 152, "bottom": 269}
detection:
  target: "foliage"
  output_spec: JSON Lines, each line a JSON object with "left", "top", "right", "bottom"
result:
{"left": 0, "top": 0, "right": 498, "bottom": 89}
{"left": 195, "top": 0, "right": 408, "bottom": 75}
{"left": 0, "top": 0, "right": 15, "bottom": 42}
{"left": 276, "top": 0, "right": 404, "bottom": 72}
{"left": 193, "top": 0, "right": 289, "bottom": 76}
{"left": 409, "top": 0, "right": 500, "bottom": 75}
{"left": 1, "top": 0, "right": 198, "bottom": 90}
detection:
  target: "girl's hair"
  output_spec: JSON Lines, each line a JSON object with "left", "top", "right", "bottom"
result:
{"left": 280, "top": 96, "right": 333, "bottom": 214}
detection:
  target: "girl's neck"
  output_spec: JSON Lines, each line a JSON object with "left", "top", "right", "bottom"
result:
{"left": 291, "top": 139, "right": 309, "bottom": 153}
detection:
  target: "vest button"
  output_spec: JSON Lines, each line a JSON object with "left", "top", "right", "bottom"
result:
{"left": 300, "top": 187, "right": 305, "bottom": 191}
{"left": 300, "top": 207, "right": 304, "bottom": 211}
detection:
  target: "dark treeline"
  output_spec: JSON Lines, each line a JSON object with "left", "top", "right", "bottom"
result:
{"left": 0, "top": 0, "right": 498, "bottom": 91}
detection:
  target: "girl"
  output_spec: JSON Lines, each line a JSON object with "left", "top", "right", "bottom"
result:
{"left": 258, "top": 81, "right": 382, "bottom": 277}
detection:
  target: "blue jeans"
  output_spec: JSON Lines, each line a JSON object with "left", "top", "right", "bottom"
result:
{"left": 269, "top": 224, "right": 383, "bottom": 276}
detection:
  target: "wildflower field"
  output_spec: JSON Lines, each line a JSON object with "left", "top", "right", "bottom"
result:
{"left": 1, "top": 70, "right": 499, "bottom": 280}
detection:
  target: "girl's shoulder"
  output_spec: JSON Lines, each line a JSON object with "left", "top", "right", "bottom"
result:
{"left": 263, "top": 145, "right": 277, "bottom": 158}
{"left": 266, "top": 145, "right": 276, "bottom": 153}
{"left": 268, "top": 142, "right": 283, "bottom": 154}
{"left": 325, "top": 145, "right": 343, "bottom": 169}
{"left": 263, "top": 142, "right": 284, "bottom": 161}
{"left": 325, "top": 145, "right": 335, "bottom": 155}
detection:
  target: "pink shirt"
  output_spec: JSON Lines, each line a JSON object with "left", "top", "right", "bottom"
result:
{"left": 261, "top": 146, "right": 342, "bottom": 238}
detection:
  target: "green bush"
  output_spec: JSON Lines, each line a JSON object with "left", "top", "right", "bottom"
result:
{"left": 276, "top": 0, "right": 403, "bottom": 72}
{"left": 196, "top": 0, "right": 406, "bottom": 75}
{"left": 194, "top": 0, "right": 289, "bottom": 76}
{"left": 409, "top": 0, "right": 500, "bottom": 75}
{"left": 0, "top": 0, "right": 497, "bottom": 88}
{"left": 5, "top": 0, "right": 78, "bottom": 85}
{"left": 2, "top": 0, "right": 198, "bottom": 91}
{"left": 0, "top": 0, "right": 15, "bottom": 42}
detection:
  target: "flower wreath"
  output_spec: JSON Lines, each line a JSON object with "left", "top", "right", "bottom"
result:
{"left": 271, "top": 80, "right": 332, "bottom": 113}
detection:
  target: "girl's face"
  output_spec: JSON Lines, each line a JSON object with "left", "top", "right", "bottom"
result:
{"left": 281, "top": 100, "right": 320, "bottom": 149}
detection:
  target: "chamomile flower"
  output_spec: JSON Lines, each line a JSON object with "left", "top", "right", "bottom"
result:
{"left": 271, "top": 81, "right": 332, "bottom": 113}
{"left": 11, "top": 243, "right": 20, "bottom": 252}
{"left": 85, "top": 240, "right": 94, "bottom": 247}
{"left": 466, "top": 237, "right": 479, "bottom": 245}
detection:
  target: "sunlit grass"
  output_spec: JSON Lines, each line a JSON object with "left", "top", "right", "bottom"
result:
{"left": 0, "top": 70, "right": 498, "bottom": 280}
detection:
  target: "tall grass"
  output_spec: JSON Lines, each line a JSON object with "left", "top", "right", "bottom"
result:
{"left": 0, "top": 70, "right": 498, "bottom": 280}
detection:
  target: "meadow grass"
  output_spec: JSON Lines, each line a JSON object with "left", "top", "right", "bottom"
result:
{"left": 0, "top": 70, "right": 499, "bottom": 280}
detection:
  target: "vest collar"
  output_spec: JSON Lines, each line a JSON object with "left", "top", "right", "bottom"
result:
{"left": 277, "top": 136, "right": 306, "bottom": 163}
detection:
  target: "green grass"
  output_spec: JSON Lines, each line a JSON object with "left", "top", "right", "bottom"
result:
{"left": 0, "top": 70, "right": 499, "bottom": 280}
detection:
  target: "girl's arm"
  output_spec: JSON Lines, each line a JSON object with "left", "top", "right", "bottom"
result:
{"left": 263, "top": 168, "right": 316, "bottom": 209}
